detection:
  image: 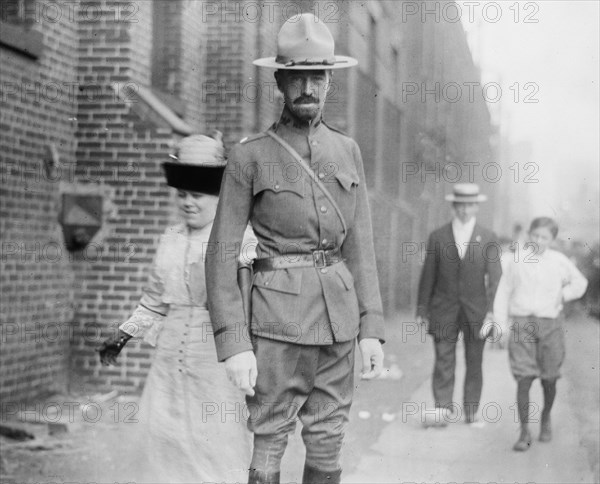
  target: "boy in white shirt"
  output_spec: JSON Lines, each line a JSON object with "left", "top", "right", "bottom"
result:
{"left": 494, "top": 217, "right": 588, "bottom": 452}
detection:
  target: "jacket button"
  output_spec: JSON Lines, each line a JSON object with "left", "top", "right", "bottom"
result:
{"left": 322, "top": 238, "right": 328, "bottom": 245}
{"left": 274, "top": 184, "right": 280, "bottom": 190}
{"left": 311, "top": 140, "right": 318, "bottom": 146}
{"left": 320, "top": 268, "right": 328, "bottom": 274}
{"left": 318, "top": 172, "right": 325, "bottom": 179}
{"left": 320, "top": 206, "right": 327, "bottom": 213}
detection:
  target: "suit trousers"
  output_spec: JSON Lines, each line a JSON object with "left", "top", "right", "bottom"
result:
{"left": 246, "top": 336, "right": 355, "bottom": 473}
{"left": 432, "top": 309, "right": 485, "bottom": 419}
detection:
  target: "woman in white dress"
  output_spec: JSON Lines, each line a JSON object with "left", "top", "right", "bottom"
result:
{"left": 99, "top": 133, "right": 253, "bottom": 483}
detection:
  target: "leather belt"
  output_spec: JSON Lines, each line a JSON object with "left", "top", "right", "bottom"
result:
{"left": 253, "top": 248, "right": 343, "bottom": 272}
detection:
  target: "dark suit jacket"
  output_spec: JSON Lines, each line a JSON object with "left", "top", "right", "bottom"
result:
{"left": 417, "top": 222, "right": 502, "bottom": 335}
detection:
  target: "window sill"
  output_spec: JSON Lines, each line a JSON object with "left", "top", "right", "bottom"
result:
{"left": 0, "top": 21, "right": 43, "bottom": 60}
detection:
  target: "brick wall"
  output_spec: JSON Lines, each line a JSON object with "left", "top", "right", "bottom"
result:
{"left": 1, "top": 0, "right": 497, "bottom": 399}
{"left": 68, "top": 0, "right": 178, "bottom": 395}
{"left": 0, "top": 0, "right": 79, "bottom": 402}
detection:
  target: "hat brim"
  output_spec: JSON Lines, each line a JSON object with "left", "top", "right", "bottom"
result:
{"left": 163, "top": 162, "right": 224, "bottom": 196}
{"left": 253, "top": 55, "right": 358, "bottom": 70}
{"left": 445, "top": 194, "right": 488, "bottom": 203}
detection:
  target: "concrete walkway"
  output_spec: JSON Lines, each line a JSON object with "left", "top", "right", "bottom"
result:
{"left": 344, "top": 342, "right": 595, "bottom": 484}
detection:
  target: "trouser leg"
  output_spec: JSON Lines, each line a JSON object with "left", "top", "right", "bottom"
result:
{"left": 299, "top": 341, "right": 354, "bottom": 481}
{"left": 247, "top": 338, "right": 316, "bottom": 477}
{"left": 432, "top": 324, "right": 459, "bottom": 408}
{"left": 462, "top": 321, "right": 486, "bottom": 421}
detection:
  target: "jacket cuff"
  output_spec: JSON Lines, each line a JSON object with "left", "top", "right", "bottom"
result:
{"left": 213, "top": 323, "right": 254, "bottom": 361}
{"left": 357, "top": 311, "right": 385, "bottom": 343}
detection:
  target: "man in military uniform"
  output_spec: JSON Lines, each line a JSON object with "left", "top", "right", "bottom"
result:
{"left": 206, "top": 13, "right": 385, "bottom": 484}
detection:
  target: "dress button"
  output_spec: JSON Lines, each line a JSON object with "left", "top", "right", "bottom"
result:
{"left": 183, "top": 333, "right": 187, "bottom": 336}
{"left": 178, "top": 369, "right": 182, "bottom": 373}
{"left": 318, "top": 172, "right": 325, "bottom": 179}
{"left": 320, "top": 206, "right": 327, "bottom": 213}
{"left": 320, "top": 268, "right": 328, "bottom": 274}
{"left": 311, "top": 140, "right": 318, "bottom": 146}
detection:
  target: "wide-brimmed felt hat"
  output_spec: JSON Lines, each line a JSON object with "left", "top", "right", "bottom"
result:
{"left": 445, "top": 183, "right": 488, "bottom": 203}
{"left": 162, "top": 133, "right": 226, "bottom": 195}
{"left": 253, "top": 13, "right": 357, "bottom": 70}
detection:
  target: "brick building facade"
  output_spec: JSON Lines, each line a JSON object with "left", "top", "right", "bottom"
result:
{"left": 1, "top": 0, "right": 497, "bottom": 401}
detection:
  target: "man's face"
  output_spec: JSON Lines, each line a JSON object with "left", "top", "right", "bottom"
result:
{"left": 276, "top": 69, "right": 331, "bottom": 122}
{"left": 453, "top": 202, "right": 479, "bottom": 224}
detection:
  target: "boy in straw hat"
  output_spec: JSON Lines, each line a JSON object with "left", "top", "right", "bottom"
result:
{"left": 206, "top": 13, "right": 384, "bottom": 484}
{"left": 417, "top": 183, "right": 502, "bottom": 427}
{"left": 99, "top": 133, "right": 254, "bottom": 483}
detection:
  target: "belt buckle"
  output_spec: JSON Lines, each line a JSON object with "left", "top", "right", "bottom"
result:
{"left": 312, "top": 249, "right": 326, "bottom": 268}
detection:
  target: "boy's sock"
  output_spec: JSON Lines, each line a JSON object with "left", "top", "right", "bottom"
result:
{"left": 516, "top": 376, "right": 535, "bottom": 425}
{"left": 540, "top": 378, "right": 557, "bottom": 442}
{"left": 513, "top": 377, "right": 534, "bottom": 451}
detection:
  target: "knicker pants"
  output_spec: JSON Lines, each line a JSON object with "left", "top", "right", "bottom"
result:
{"left": 246, "top": 336, "right": 355, "bottom": 473}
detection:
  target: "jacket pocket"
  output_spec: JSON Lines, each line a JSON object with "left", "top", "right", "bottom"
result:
{"left": 253, "top": 171, "right": 305, "bottom": 198}
{"left": 253, "top": 268, "right": 303, "bottom": 295}
{"left": 334, "top": 169, "right": 359, "bottom": 192}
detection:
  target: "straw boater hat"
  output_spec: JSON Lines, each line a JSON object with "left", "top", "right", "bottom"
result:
{"left": 445, "top": 183, "right": 488, "bottom": 203}
{"left": 162, "top": 133, "right": 226, "bottom": 195}
{"left": 253, "top": 13, "right": 357, "bottom": 70}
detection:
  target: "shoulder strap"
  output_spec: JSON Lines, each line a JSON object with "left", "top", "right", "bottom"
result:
{"left": 266, "top": 129, "right": 347, "bottom": 237}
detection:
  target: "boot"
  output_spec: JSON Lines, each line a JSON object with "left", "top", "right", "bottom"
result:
{"left": 248, "top": 469, "right": 280, "bottom": 484}
{"left": 302, "top": 465, "right": 342, "bottom": 484}
{"left": 539, "top": 415, "right": 552, "bottom": 442}
{"left": 512, "top": 426, "right": 532, "bottom": 452}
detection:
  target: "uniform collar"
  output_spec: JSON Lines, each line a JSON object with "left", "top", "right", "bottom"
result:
{"left": 274, "top": 106, "right": 324, "bottom": 136}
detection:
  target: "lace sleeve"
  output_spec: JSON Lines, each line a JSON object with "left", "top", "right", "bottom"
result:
{"left": 119, "top": 304, "right": 166, "bottom": 347}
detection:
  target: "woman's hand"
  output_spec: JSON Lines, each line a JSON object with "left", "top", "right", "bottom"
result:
{"left": 98, "top": 330, "right": 132, "bottom": 366}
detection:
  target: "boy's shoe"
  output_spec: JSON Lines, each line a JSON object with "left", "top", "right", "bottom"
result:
{"left": 539, "top": 417, "right": 552, "bottom": 442}
{"left": 466, "top": 417, "right": 486, "bottom": 429}
{"left": 513, "top": 428, "right": 532, "bottom": 452}
{"left": 422, "top": 407, "right": 456, "bottom": 428}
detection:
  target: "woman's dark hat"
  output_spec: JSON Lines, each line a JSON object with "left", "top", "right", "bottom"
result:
{"left": 163, "top": 133, "right": 226, "bottom": 195}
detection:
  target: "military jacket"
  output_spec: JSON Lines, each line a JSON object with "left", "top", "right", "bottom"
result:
{"left": 206, "top": 113, "right": 385, "bottom": 361}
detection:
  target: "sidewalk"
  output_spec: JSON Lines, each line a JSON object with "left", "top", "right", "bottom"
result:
{"left": 344, "top": 339, "right": 595, "bottom": 483}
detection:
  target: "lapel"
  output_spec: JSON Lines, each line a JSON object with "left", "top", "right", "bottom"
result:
{"left": 465, "top": 223, "right": 483, "bottom": 262}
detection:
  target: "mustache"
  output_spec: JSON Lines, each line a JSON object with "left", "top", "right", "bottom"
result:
{"left": 293, "top": 96, "right": 319, "bottom": 104}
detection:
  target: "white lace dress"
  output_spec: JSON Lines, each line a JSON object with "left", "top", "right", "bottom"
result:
{"left": 120, "top": 222, "right": 253, "bottom": 483}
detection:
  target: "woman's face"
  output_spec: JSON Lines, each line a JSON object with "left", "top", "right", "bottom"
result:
{"left": 176, "top": 190, "right": 219, "bottom": 230}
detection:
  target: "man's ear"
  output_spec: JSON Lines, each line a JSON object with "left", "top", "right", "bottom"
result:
{"left": 274, "top": 70, "right": 283, "bottom": 91}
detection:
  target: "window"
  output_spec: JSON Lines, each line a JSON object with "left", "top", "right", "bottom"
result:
{"left": 0, "top": 0, "right": 43, "bottom": 59}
